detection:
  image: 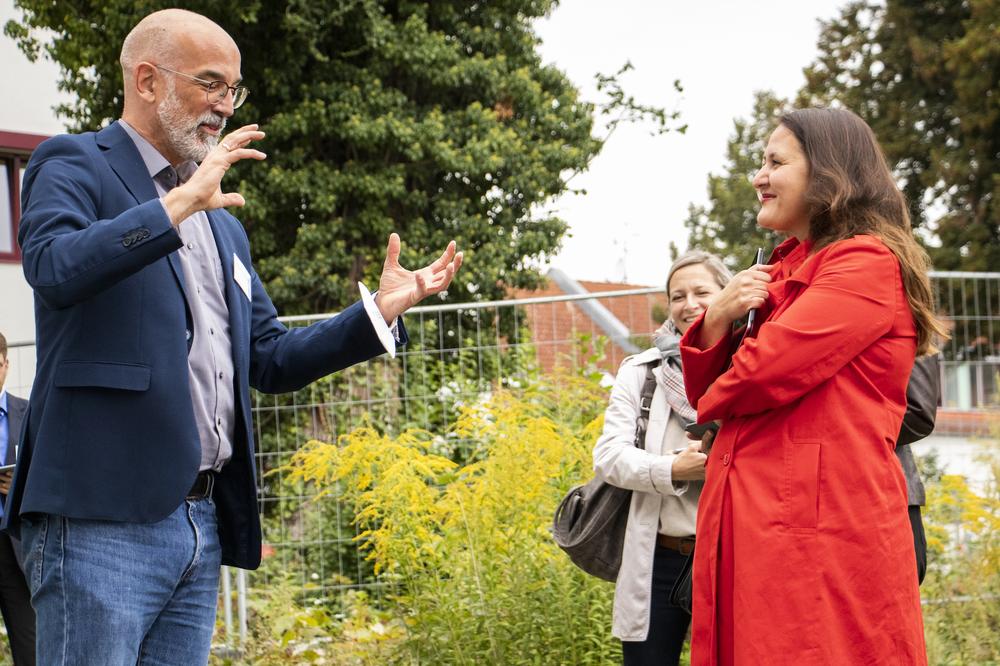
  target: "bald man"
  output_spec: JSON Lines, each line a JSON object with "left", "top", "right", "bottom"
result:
{"left": 7, "top": 9, "right": 460, "bottom": 664}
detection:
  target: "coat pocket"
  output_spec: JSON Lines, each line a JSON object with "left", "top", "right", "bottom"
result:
{"left": 53, "top": 361, "right": 151, "bottom": 391}
{"left": 784, "top": 439, "right": 821, "bottom": 530}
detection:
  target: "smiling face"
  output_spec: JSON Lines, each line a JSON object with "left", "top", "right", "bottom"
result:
{"left": 668, "top": 263, "right": 723, "bottom": 335}
{"left": 121, "top": 11, "right": 244, "bottom": 166}
{"left": 156, "top": 77, "right": 229, "bottom": 163}
{"left": 752, "top": 124, "right": 811, "bottom": 241}
{"left": 154, "top": 30, "right": 242, "bottom": 163}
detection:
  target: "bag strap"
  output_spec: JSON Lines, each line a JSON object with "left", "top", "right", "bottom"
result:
{"left": 634, "top": 359, "right": 661, "bottom": 451}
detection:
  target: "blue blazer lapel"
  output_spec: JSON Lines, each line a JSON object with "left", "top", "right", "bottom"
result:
{"left": 97, "top": 123, "right": 191, "bottom": 303}
{"left": 96, "top": 123, "right": 159, "bottom": 204}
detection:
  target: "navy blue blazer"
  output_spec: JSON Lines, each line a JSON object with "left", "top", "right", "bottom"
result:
{"left": 6, "top": 122, "right": 403, "bottom": 569}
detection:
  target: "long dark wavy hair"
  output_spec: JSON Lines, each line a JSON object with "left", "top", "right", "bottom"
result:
{"left": 779, "top": 107, "right": 947, "bottom": 355}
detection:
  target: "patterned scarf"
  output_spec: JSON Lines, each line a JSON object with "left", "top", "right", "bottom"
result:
{"left": 652, "top": 321, "right": 698, "bottom": 425}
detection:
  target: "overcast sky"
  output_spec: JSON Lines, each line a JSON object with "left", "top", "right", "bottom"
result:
{"left": 1, "top": 0, "right": 851, "bottom": 287}
{"left": 0, "top": 1, "right": 70, "bottom": 134}
{"left": 535, "top": 0, "right": 851, "bottom": 286}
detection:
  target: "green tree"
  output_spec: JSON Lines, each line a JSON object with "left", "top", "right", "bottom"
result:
{"left": 680, "top": 91, "right": 788, "bottom": 270}
{"left": 6, "top": 0, "right": 679, "bottom": 314}
{"left": 798, "top": 0, "right": 1000, "bottom": 271}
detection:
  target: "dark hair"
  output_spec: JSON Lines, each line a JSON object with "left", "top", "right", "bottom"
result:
{"left": 0, "top": 331, "right": 6, "bottom": 360}
{"left": 779, "top": 108, "right": 946, "bottom": 355}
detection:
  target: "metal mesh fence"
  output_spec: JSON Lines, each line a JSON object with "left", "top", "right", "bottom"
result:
{"left": 5, "top": 271, "right": 1000, "bottom": 640}
{"left": 246, "top": 286, "right": 668, "bottom": 605}
{"left": 241, "top": 271, "right": 1000, "bottom": 620}
{"left": 933, "top": 272, "right": 1000, "bottom": 409}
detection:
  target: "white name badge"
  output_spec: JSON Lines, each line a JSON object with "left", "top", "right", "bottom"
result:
{"left": 233, "top": 254, "right": 251, "bottom": 301}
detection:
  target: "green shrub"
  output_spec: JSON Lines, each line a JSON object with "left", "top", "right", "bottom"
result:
{"left": 278, "top": 371, "right": 618, "bottom": 664}
{"left": 921, "top": 435, "right": 1000, "bottom": 665}
{"left": 229, "top": 368, "right": 1000, "bottom": 665}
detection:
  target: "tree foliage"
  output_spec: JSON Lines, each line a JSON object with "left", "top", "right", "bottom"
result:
{"left": 684, "top": 0, "right": 1000, "bottom": 270}
{"left": 799, "top": 0, "right": 1000, "bottom": 271}
{"left": 6, "top": 0, "right": 678, "bottom": 314}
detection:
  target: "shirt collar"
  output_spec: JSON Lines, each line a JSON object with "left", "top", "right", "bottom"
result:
{"left": 768, "top": 236, "right": 813, "bottom": 282}
{"left": 0, "top": 389, "right": 7, "bottom": 415}
{"left": 118, "top": 120, "right": 170, "bottom": 179}
{"left": 117, "top": 120, "right": 198, "bottom": 182}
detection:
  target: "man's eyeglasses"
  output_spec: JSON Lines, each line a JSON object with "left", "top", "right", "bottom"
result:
{"left": 155, "top": 65, "right": 249, "bottom": 109}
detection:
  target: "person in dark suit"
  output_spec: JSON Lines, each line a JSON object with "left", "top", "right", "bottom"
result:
{"left": 0, "top": 333, "right": 35, "bottom": 665}
{"left": 896, "top": 353, "right": 940, "bottom": 584}
{"left": 5, "top": 9, "right": 461, "bottom": 665}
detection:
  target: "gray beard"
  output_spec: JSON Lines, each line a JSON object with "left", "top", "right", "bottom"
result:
{"left": 157, "top": 86, "right": 226, "bottom": 163}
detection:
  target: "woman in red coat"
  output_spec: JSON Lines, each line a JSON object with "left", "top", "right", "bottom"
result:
{"left": 680, "top": 108, "right": 945, "bottom": 665}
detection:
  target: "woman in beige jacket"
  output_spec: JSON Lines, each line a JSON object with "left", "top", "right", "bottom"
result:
{"left": 593, "top": 251, "right": 731, "bottom": 665}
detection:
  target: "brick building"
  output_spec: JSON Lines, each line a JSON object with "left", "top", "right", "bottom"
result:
{"left": 511, "top": 269, "right": 668, "bottom": 376}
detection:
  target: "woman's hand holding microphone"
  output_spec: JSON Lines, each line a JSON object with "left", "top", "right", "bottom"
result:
{"left": 696, "top": 263, "right": 775, "bottom": 348}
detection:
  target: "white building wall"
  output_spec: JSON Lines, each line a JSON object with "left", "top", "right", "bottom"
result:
{"left": 1, "top": 0, "right": 69, "bottom": 395}
{"left": 0, "top": 264, "right": 35, "bottom": 343}
{"left": 0, "top": 263, "right": 35, "bottom": 396}
{"left": 0, "top": 1, "right": 69, "bottom": 136}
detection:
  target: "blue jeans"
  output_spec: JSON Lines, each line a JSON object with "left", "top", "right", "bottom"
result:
{"left": 20, "top": 498, "right": 222, "bottom": 665}
{"left": 622, "top": 544, "right": 692, "bottom": 666}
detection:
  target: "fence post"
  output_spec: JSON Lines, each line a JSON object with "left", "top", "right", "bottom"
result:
{"left": 221, "top": 565, "right": 233, "bottom": 649}
{"left": 237, "top": 567, "right": 248, "bottom": 648}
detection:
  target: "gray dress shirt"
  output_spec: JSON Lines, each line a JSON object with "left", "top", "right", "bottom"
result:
{"left": 121, "top": 121, "right": 234, "bottom": 471}
{"left": 118, "top": 120, "right": 400, "bottom": 473}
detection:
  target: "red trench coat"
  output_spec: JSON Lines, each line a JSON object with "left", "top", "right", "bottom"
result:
{"left": 680, "top": 235, "right": 927, "bottom": 665}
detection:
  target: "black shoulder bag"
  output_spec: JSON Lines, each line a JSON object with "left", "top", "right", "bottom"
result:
{"left": 552, "top": 360, "right": 659, "bottom": 582}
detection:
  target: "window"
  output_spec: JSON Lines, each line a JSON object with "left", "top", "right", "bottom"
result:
{"left": 0, "top": 163, "right": 12, "bottom": 256}
{"left": 0, "top": 130, "right": 49, "bottom": 263}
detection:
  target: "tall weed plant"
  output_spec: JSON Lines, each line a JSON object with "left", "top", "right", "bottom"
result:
{"left": 921, "top": 424, "right": 1000, "bottom": 665}
{"left": 227, "top": 365, "right": 1000, "bottom": 664}
{"left": 282, "top": 370, "right": 619, "bottom": 664}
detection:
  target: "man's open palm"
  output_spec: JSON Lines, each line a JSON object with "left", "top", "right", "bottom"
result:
{"left": 375, "top": 233, "right": 463, "bottom": 323}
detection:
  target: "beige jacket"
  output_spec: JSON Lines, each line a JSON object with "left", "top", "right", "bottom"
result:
{"left": 592, "top": 347, "right": 701, "bottom": 642}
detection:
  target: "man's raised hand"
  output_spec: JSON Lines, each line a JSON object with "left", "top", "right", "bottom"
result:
{"left": 374, "top": 233, "right": 463, "bottom": 324}
{"left": 162, "top": 124, "right": 266, "bottom": 226}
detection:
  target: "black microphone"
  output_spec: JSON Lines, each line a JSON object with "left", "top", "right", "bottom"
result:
{"left": 745, "top": 247, "right": 765, "bottom": 335}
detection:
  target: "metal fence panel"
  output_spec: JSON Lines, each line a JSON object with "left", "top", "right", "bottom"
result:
{"left": 5, "top": 272, "right": 1000, "bottom": 630}
{"left": 245, "top": 287, "right": 668, "bottom": 609}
